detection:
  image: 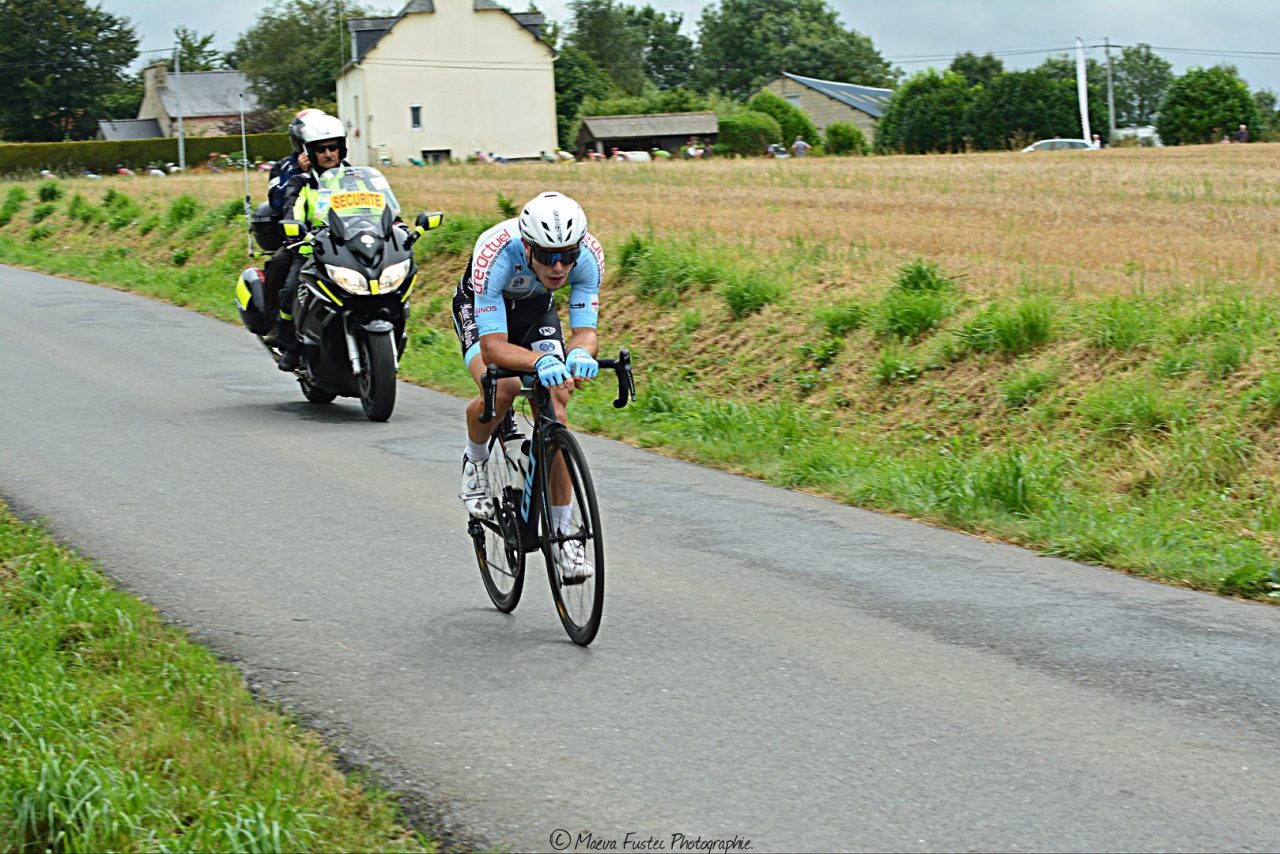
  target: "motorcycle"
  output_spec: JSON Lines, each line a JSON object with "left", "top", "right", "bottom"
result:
{"left": 233, "top": 165, "right": 442, "bottom": 421}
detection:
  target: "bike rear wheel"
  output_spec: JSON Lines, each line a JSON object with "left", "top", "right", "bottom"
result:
{"left": 540, "top": 428, "right": 604, "bottom": 646}
{"left": 474, "top": 433, "right": 526, "bottom": 612}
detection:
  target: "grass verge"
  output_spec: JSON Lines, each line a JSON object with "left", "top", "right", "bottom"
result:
{"left": 0, "top": 502, "right": 433, "bottom": 852}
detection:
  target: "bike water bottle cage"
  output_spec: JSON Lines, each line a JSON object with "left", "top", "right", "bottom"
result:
{"left": 530, "top": 244, "right": 581, "bottom": 267}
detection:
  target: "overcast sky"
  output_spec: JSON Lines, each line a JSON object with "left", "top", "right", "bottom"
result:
{"left": 105, "top": 0, "right": 1280, "bottom": 93}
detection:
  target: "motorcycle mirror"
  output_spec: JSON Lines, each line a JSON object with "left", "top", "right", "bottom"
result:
{"left": 379, "top": 204, "right": 396, "bottom": 238}
{"left": 415, "top": 211, "right": 444, "bottom": 235}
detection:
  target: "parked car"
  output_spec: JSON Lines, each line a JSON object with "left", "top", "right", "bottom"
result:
{"left": 1021, "top": 138, "right": 1095, "bottom": 153}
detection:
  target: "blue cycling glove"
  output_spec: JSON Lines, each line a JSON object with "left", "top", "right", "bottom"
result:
{"left": 566, "top": 348, "right": 599, "bottom": 379}
{"left": 535, "top": 353, "right": 572, "bottom": 387}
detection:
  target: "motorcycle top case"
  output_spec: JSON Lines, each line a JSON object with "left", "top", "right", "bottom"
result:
{"left": 251, "top": 201, "right": 283, "bottom": 252}
{"left": 234, "top": 267, "right": 273, "bottom": 335}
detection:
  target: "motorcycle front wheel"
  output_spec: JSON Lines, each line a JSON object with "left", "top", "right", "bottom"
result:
{"left": 357, "top": 331, "right": 397, "bottom": 421}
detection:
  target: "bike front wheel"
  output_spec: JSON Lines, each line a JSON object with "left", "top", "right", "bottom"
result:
{"left": 540, "top": 428, "right": 604, "bottom": 646}
{"left": 475, "top": 433, "right": 526, "bottom": 612}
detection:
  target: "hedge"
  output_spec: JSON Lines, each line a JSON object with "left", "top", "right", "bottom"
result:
{"left": 0, "top": 133, "right": 291, "bottom": 176}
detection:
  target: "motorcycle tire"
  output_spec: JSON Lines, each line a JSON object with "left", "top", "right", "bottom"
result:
{"left": 358, "top": 331, "right": 397, "bottom": 422}
{"left": 299, "top": 378, "right": 336, "bottom": 405}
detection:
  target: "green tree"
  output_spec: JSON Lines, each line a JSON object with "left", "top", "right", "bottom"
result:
{"left": 1034, "top": 53, "right": 1108, "bottom": 133}
{"left": 1113, "top": 43, "right": 1173, "bottom": 126}
{"left": 875, "top": 68, "right": 972, "bottom": 153}
{"left": 747, "top": 89, "right": 818, "bottom": 146}
{"left": 622, "top": 6, "right": 696, "bottom": 91}
{"left": 1157, "top": 66, "right": 1259, "bottom": 146}
{"left": 229, "top": 0, "right": 370, "bottom": 107}
{"left": 0, "top": 0, "right": 138, "bottom": 141}
{"left": 581, "top": 88, "right": 709, "bottom": 117}
{"left": 1253, "top": 89, "right": 1279, "bottom": 140}
{"left": 949, "top": 51, "right": 1003, "bottom": 88}
{"left": 695, "top": 0, "right": 894, "bottom": 100}
{"left": 964, "top": 70, "right": 1079, "bottom": 150}
{"left": 567, "top": 0, "right": 648, "bottom": 95}
{"left": 554, "top": 46, "right": 616, "bottom": 149}
{"left": 170, "top": 26, "right": 224, "bottom": 71}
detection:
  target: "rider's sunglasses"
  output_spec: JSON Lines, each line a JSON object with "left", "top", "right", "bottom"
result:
{"left": 313, "top": 143, "right": 341, "bottom": 154}
{"left": 530, "top": 244, "right": 582, "bottom": 267}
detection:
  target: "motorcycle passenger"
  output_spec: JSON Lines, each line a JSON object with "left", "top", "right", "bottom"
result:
{"left": 451, "top": 191, "right": 604, "bottom": 582}
{"left": 263, "top": 108, "right": 325, "bottom": 347}
{"left": 274, "top": 113, "right": 352, "bottom": 371}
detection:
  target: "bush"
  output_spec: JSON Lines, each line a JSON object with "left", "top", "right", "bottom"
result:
{"left": 37, "top": 181, "right": 63, "bottom": 202}
{"left": 824, "top": 122, "right": 868, "bottom": 156}
{"left": 746, "top": 90, "right": 820, "bottom": 149}
{"left": 717, "top": 111, "right": 783, "bottom": 157}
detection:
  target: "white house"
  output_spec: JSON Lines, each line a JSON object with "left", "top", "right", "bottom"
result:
{"left": 337, "top": 0, "right": 557, "bottom": 165}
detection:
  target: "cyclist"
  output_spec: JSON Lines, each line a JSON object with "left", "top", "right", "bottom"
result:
{"left": 451, "top": 191, "right": 604, "bottom": 581}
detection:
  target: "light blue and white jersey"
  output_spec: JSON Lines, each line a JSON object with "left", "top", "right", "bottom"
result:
{"left": 468, "top": 218, "right": 604, "bottom": 338}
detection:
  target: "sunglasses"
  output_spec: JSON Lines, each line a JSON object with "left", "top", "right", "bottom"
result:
{"left": 530, "top": 244, "right": 582, "bottom": 267}
{"left": 313, "top": 143, "right": 341, "bottom": 154}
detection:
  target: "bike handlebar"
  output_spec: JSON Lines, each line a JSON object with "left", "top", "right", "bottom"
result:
{"left": 480, "top": 349, "right": 635, "bottom": 424}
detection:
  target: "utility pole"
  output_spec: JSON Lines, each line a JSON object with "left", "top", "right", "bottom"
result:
{"left": 174, "top": 44, "right": 186, "bottom": 171}
{"left": 1105, "top": 37, "right": 1117, "bottom": 139}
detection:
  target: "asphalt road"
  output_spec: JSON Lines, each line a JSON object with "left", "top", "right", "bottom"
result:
{"left": 4, "top": 265, "right": 1280, "bottom": 853}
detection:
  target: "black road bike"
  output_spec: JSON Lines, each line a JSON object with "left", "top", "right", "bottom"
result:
{"left": 469, "top": 351, "right": 635, "bottom": 646}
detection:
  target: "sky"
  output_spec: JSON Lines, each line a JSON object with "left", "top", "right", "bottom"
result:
{"left": 104, "top": 0, "right": 1280, "bottom": 94}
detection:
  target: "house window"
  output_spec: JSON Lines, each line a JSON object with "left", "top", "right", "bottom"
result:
{"left": 410, "top": 104, "right": 422, "bottom": 131}
{"left": 784, "top": 94, "right": 801, "bottom": 107}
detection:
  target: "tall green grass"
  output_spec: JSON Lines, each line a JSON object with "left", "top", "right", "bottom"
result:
{"left": 0, "top": 505, "right": 431, "bottom": 852}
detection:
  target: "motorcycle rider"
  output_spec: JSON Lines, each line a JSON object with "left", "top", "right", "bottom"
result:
{"left": 452, "top": 191, "right": 604, "bottom": 582}
{"left": 263, "top": 108, "right": 325, "bottom": 348}
{"left": 274, "top": 113, "right": 352, "bottom": 371}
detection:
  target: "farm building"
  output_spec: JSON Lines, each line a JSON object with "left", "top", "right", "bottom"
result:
{"left": 132, "top": 63, "right": 259, "bottom": 138}
{"left": 756, "top": 71, "right": 892, "bottom": 141}
{"left": 576, "top": 111, "right": 719, "bottom": 157}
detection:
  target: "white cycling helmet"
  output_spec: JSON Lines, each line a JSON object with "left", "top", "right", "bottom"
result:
{"left": 299, "top": 113, "right": 347, "bottom": 164}
{"left": 518, "top": 191, "right": 587, "bottom": 249}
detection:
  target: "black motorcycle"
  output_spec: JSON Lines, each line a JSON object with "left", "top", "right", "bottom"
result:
{"left": 234, "top": 166, "right": 442, "bottom": 421}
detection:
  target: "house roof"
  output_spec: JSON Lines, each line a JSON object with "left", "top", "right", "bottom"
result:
{"left": 580, "top": 111, "right": 719, "bottom": 139}
{"left": 158, "top": 71, "right": 258, "bottom": 118}
{"left": 779, "top": 71, "right": 893, "bottom": 119}
{"left": 343, "top": 1, "right": 548, "bottom": 73}
{"left": 98, "top": 118, "right": 163, "bottom": 140}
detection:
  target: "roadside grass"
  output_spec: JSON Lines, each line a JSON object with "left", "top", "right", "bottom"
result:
{"left": 4, "top": 155, "right": 1280, "bottom": 603}
{"left": 0, "top": 502, "right": 432, "bottom": 853}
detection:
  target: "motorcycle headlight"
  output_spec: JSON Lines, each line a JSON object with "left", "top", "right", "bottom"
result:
{"left": 379, "top": 259, "right": 412, "bottom": 292}
{"left": 325, "top": 264, "right": 370, "bottom": 295}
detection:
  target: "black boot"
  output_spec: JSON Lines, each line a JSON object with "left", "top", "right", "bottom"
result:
{"left": 276, "top": 320, "right": 302, "bottom": 371}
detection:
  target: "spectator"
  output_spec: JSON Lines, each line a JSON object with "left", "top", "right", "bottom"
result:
{"left": 1234, "top": 123, "right": 1250, "bottom": 143}
{"left": 1090, "top": 133, "right": 1102, "bottom": 150}
{"left": 557, "top": 149, "right": 576, "bottom": 162}
{"left": 683, "top": 137, "right": 704, "bottom": 159}
{"left": 790, "top": 135, "right": 811, "bottom": 157}
{"left": 610, "top": 147, "right": 627, "bottom": 161}
{"left": 541, "top": 150, "right": 557, "bottom": 163}
{"left": 650, "top": 147, "right": 672, "bottom": 160}
{"left": 474, "top": 149, "right": 488, "bottom": 163}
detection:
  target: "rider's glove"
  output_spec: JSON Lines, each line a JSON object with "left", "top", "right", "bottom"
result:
{"left": 535, "top": 353, "right": 572, "bottom": 387}
{"left": 566, "top": 348, "right": 599, "bottom": 379}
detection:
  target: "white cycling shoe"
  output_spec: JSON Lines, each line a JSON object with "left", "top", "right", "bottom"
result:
{"left": 555, "top": 539, "right": 592, "bottom": 584}
{"left": 460, "top": 456, "right": 495, "bottom": 519}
